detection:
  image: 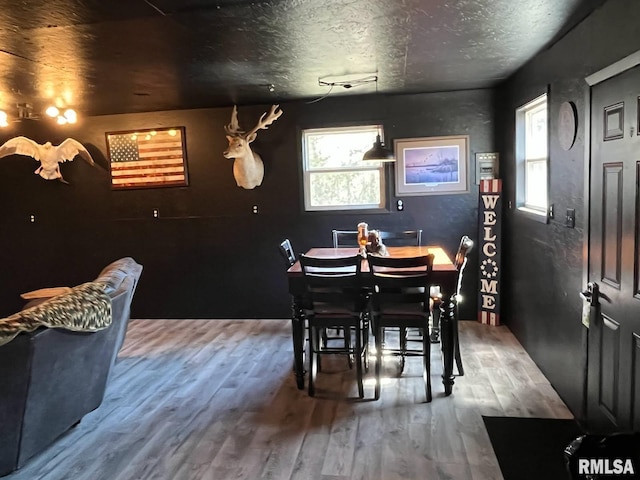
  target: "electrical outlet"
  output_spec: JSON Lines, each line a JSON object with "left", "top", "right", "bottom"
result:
{"left": 29, "top": 214, "right": 35, "bottom": 223}
{"left": 565, "top": 208, "right": 575, "bottom": 228}
{"left": 548, "top": 204, "right": 554, "bottom": 219}
{"left": 396, "top": 199, "right": 404, "bottom": 211}
{"left": 252, "top": 205, "right": 259, "bottom": 214}
{"left": 152, "top": 208, "right": 159, "bottom": 218}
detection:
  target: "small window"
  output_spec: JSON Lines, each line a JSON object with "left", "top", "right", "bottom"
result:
{"left": 301, "top": 125, "right": 386, "bottom": 211}
{"left": 516, "top": 94, "right": 548, "bottom": 219}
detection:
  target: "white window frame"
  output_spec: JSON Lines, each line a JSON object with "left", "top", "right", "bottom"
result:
{"left": 515, "top": 93, "right": 549, "bottom": 222}
{"left": 301, "top": 125, "right": 387, "bottom": 212}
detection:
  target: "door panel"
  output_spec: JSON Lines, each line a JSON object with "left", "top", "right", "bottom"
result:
{"left": 587, "top": 64, "right": 640, "bottom": 432}
{"left": 632, "top": 333, "right": 640, "bottom": 430}
{"left": 598, "top": 314, "right": 619, "bottom": 422}
{"left": 602, "top": 163, "right": 622, "bottom": 288}
{"left": 635, "top": 163, "right": 640, "bottom": 296}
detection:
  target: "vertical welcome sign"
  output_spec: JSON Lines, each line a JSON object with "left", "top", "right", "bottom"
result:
{"left": 478, "top": 179, "right": 502, "bottom": 326}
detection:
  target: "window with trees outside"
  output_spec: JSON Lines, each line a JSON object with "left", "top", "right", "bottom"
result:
{"left": 515, "top": 94, "right": 548, "bottom": 220}
{"left": 302, "top": 125, "right": 386, "bottom": 211}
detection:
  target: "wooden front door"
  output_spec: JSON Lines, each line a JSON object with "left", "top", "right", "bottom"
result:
{"left": 587, "top": 64, "right": 640, "bottom": 432}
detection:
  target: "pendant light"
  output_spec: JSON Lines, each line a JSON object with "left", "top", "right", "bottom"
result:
{"left": 363, "top": 134, "right": 395, "bottom": 161}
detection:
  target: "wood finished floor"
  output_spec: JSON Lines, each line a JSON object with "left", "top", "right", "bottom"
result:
{"left": 5, "top": 319, "right": 573, "bottom": 480}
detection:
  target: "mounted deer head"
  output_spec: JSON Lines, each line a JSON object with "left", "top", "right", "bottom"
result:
{"left": 222, "top": 104, "right": 283, "bottom": 189}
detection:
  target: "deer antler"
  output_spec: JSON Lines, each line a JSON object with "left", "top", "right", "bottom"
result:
{"left": 224, "top": 105, "right": 245, "bottom": 136}
{"left": 245, "top": 105, "right": 283, "bottom": 139}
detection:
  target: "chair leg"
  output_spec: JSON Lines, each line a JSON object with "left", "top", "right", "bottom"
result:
{"left": 374, "top": 324, "right": 383, "bottom": 400}
{"left": 362, "top": 314, "right": 370, "bottom": 372}
{"left": 430, "top": 302, "right": 441, "bottom": 343}
{"left": 355, "top": 324, "right": 364, "bottom": 398}
{"left": 308, "top": 326, "right": 318, "bottom": 397}
{"left": 345, "top": 327, "right": 353, "bottom": 369}
{"left": 400, "top": 326, "right": 407, "bottom": 372}
{"left": 453, "top": 315, "right": 464, "bottom": 376}
{"left": 422, "top": 328, "right": 432, "bottom": 402}
{"left": 317, "top": 337, "right": 323, "bottom": 373}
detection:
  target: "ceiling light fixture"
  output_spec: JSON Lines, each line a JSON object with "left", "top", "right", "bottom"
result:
{"left": 308, "top": 73, "right": 378, "bottom": 105}
{"left": 63, "top": 109, "right": 77, "bottom": 124}
{"left": 45, "top": 106, "right": 60, "bottom": 118}
{"left": 363, "top": 134, "right": 395, "bottom": 162}
{"left": 2, "top": 103, "right": 78, "bottom": 125}
{"left": 17, "top": 103, "right": 37, "bottom": 120}
{"left": 46, "top": 105, "right": 77, "bottom": 124}
{"left": 318, "top": 74, "right": 378, "bottom": 90}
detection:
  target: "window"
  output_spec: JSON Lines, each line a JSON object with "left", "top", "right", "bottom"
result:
{"left": 515, "top": 94, "right": 548, "bottom": 219}
{"left": 301, "top": 125, "right": 386, "bottom": 211}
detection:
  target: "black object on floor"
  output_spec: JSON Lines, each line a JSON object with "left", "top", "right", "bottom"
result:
{"left": 482, "top": 416, "right": 583, "bottom": 480}
{"left": 565, "top": 432, "right": 640, "bottom": 479}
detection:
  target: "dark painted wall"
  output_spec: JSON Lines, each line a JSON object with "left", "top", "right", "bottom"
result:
{"left": 0, "top": 90, "right": 493, "bottom": 320}
{"left": 496, "top": 0, "right": 640, "bottom": 419}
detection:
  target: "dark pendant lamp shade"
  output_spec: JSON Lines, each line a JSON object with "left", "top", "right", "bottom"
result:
{"left": 363, "top": 134, "right": 395, "bottom": 161}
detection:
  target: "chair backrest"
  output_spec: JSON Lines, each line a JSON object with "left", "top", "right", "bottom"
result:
{"left": 377, "top": 230, "right": 423, "bottom": 246}
{"left": 299, "top": 254, "right": 363, "bottom": 307}
{"left": 279, "top": 238, "right": 297, "bottom": 267}
{"left": 454, "top": 235, "right": 474, "bottom": 295}
{"left": 331, "top": 229, "right": 359, "bottom": 248}
{"left": 366, "top": 254, "right": 435, "bottom": 308}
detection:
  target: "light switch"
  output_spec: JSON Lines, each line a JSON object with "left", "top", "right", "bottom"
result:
{"left": 565, "top": 208, "right": 575, "bottom": 228}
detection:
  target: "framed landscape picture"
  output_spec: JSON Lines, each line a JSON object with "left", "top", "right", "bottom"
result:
{"left": 394, "top": 135, "right": 469, "bottom": 196}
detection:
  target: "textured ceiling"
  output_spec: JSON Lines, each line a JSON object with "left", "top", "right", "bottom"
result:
{"left": 0, "top": 0, "right": 606, "bottom": 118}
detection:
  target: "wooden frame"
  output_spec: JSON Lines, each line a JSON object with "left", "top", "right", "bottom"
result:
{"left": 394, "top": 135, "right": 469, "bottom": 196}
{"left": 558, "top": 101, "right": 578, "bottom": 151}
{"left": 603, "top": 102, "right": 624, "bottom": 141}
{"left": 106, "top": 126, "right": 188, "bottom": 189}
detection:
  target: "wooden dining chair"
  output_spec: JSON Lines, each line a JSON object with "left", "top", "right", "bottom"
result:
{"left": 279, "top": 238, "right": 297, "bottom": 268}
{"left": 299, "top": 253, "right": 368, "bottom": 398}
{"left": 332, "top": 229, "right": 359, "bottom": 248}
{"left": 279, "top": 238, "right": 309, "bottom": 378}
{"left": 328, "top": 229, "right": 360, "bottom": 349}
{"left": 367, "top": 253, "right": 435, "bottom": 402}
{"left": 431, "top": 235, "right": 474, "bottom": 376}
{"left": 376, "top": 230, "right": 424, "bottom": 343}
{"left": 377, "top": 229, "right": 423, "bottom": 246}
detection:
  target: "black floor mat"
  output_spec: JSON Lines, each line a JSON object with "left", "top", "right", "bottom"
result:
{"left": 482, "top": 416, "right": 583, "bottom": 480}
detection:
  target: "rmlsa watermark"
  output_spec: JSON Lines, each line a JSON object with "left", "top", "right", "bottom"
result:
{"left": 577, "top": 458, "right": 636, "bottom": 476}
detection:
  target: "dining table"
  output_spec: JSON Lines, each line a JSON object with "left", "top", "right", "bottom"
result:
{"left": 286, "top": 245, "right": 459, "bottom": 395}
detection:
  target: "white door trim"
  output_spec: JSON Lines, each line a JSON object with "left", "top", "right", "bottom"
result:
{"left": 586, "top": 49, "right": 640, "bottom": 86}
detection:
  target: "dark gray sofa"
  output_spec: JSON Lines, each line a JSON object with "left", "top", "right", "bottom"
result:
{"left": 0, "top": 257, "right": 143, "bottom": 477}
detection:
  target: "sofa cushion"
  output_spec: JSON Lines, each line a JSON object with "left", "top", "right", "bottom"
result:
{"left": 0, "top": 282, "right": 112, "bottom": 346}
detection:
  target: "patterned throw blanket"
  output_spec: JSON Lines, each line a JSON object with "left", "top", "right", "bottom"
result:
{"left": 0, "top": 282, "right": 112, "bottom": 346}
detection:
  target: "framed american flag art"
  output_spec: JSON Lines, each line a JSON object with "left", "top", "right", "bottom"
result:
{"left": 106, "top": 126, "right": 189, "bottom": 189}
